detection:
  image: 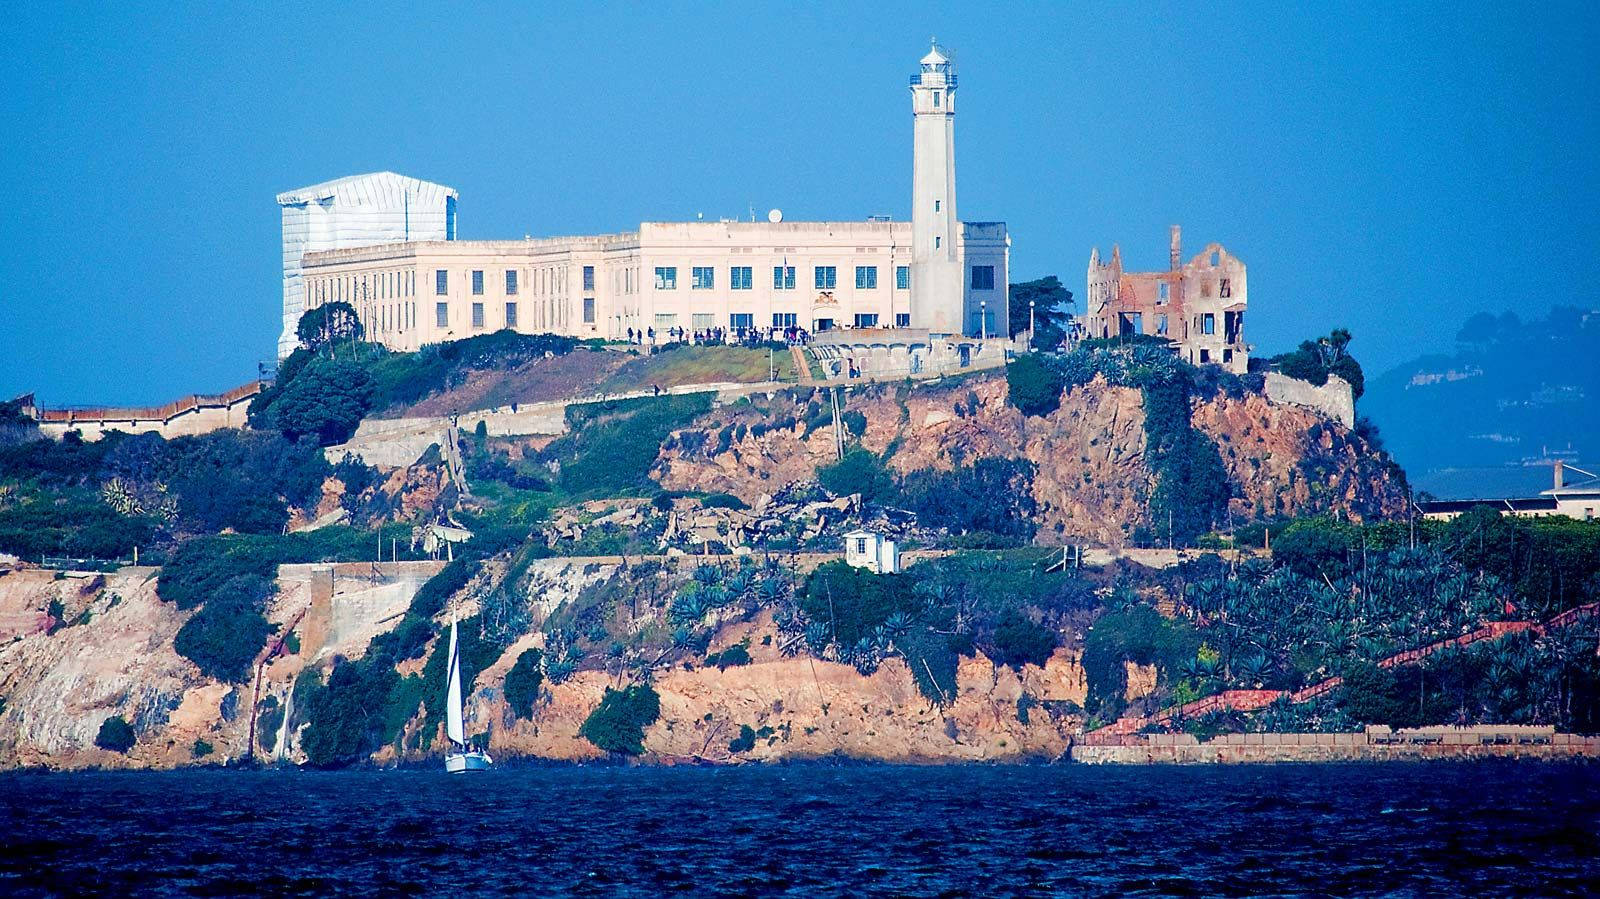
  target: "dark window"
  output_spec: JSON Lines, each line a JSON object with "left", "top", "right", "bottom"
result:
{"left": 583, "top": 297, "right": 595, "bottom": 324}
{"left": 583, "top": 265, "right": 595, "bottom": 291}
{"left": 970, "top": 265, "right": 995, "bottom": 290}
{"left": 505, "top": 270, "right": 518, "bottom": 295}
{"left": 435, "top": 270, "right": 448, "bottom": 295}
{"left": 506, "top": 302, "right": 518, "bottom": 328}
{"left": 471, "top": 270, "right": 484, "bottom": 295}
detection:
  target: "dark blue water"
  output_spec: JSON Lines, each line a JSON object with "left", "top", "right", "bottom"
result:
{"left": 4, "top": 762, "right": 1598, "bottom": 896}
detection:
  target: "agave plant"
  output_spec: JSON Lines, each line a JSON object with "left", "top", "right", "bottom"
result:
{"left": 1236, "top": 653, "right": 1272, "bottom": 688}
{"left": 883, "top": 611, "right": 915, "bottom": 639}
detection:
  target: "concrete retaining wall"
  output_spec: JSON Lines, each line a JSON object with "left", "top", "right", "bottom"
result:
{"left": 1071, "top": 729, "right": 1599, "bottom": 764}
{"left": 1264, "top": 372, "right": 1355, "bottom": 428}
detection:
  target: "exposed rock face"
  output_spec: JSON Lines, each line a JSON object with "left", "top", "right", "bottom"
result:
{"left": 656, "top": 372, "right": 1407, "bottom": 546}
{"left": 0, "top": 567, "right": 245, "bottom": 770}
{"left": 0, "top": 561, "right": 1093, "bottom": 769}
{"left": 446, "top": 611, "right": 1090, "bottom": 765}
{"left": 1192, "top": 390, "right": 1407, "bottom": 522}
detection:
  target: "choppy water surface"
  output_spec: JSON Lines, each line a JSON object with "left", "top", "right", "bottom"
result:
{"left": 4, "top": 762, "right": 1598, "bottom": 895}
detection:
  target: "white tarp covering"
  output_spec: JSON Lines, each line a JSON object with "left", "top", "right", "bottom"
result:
{"left": 277, "top": 172, "right": 457, "bottom": 358}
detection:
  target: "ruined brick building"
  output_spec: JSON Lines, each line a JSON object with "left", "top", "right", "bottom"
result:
{"left": 1085, "top": 226, "right": 1249, "bottom": 374}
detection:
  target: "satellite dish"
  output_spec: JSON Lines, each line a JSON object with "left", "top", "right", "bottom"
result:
{"left": 767, "top": 208, "right": 783, "bottom": 224}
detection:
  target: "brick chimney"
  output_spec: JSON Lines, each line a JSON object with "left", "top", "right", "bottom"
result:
{"left": 1169, "top": 225, "right": 1182, "bottom": 271}
{"left": 1554, "top": 460, "right": 1565, "bottom": 490}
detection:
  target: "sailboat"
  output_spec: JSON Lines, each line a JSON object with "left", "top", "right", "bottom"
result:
{"left": 444, "top": 609, "right": 493, "bottom": 773}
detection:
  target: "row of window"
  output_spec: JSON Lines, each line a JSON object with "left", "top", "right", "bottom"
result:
{"left": 434, "top": 265, "right": 597, "bottom": 297}
{"left": 647, "top": 264, "right": 996, "bottom": 292}
{"left": 656, "top": 265, "right": 897, "bottom": 291}
{"left": 432, "top": 299, "right": 600, "bottom": 331}
{"left": 313, "top": 270, "right": 415, "bottom": 305}
{"left": 423, "top": 263, "right": 998, "bottom": 300}
{"left": 651, "top": 313, "right": 913, "bottom": 330}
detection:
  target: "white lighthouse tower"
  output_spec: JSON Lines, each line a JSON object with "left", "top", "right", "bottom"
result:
{"left": 909, "top": 42, "right": 964, "bottom": 335}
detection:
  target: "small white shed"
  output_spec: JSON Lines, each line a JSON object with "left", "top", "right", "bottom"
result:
{"left": 843, "top": 529, "right": 899, "bottom": 574}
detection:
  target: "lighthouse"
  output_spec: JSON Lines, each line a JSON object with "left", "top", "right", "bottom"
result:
{"left": 909, "top": 42, "right": 966, "bottom": 335}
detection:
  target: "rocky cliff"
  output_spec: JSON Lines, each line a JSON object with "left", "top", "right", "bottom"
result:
{"left": 0, "top": 558, "right": 1098, "bottom": 770}
{"left": 655, "top": 372, "right": 1407, "bottom": 546}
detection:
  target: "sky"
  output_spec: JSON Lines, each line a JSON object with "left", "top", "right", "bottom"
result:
{"left": 3, "top": 2, "right": 1597, "bottom": 406}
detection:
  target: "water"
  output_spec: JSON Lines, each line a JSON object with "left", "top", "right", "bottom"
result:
{"left": 4, "top": 762, "right": 1598, "bottom": 896}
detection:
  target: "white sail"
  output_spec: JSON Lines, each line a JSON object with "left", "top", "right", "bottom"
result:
{"left": 445, "top": 616, "right": 465, "bottom": 747}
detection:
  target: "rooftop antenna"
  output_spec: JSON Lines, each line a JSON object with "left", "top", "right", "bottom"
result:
{"left": 749, "top": 203, "right": 756, "bottom": 223}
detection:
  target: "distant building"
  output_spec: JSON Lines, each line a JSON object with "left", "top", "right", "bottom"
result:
{"left": 1419, "top": 462, "right": 1600, "bottom": 521}
{"left": 843, "top": 529, "right": 900, "bottom": 574}
{"left": 277, "top": 172, "right": 458, "bottom": 358}
{"left": 282, "top": 45, "right": 1007, "bottom": 353}
{"left": 1084, "top": 226, "right": 1249, "bottom": 373}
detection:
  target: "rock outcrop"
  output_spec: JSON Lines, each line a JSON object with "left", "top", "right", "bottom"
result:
{"left": 655, "top": 371, "right": 1407, "bottom": 546}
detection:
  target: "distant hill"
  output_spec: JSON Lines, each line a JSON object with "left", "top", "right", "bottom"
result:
{"left": 1363, "top": 308, "right": 1600, "bottom": 499}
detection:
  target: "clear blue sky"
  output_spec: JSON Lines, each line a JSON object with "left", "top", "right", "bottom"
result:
{"left": 3, "top": 2, "right": 1596, "bottom": 405}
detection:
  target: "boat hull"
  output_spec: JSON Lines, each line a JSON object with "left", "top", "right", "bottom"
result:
{"left": 445, "top": 750, "right": 493, "bottom": 773}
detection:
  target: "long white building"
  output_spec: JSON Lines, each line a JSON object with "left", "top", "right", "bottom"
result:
{"left": 284, "top": 45, "right": 1007, "bottom": 352}
{"left": 277, "top": 172, "right": 457, "bottom": 358}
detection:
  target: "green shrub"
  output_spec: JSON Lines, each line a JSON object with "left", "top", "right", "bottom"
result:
{"left": 900, "top": 457, "right": 1037, "bottom": 539}
{"left": 841, "top": 409, "right": 868, "bottom": 438}
{"left": 157, "top": 535, "right": 282, "bottom": 611}
{"left": 579, "top": 684, "right": 661, "bottom": 754}
{"left": 816, "top": 448, "right": 894, "bottom": 504}
{"left": 800, "top": 561, "right": 915, "bottom": 648}
{"left": 987, "top": 610, "right": 1057, "bottom": 669}
{"left": 256, "top": 695, "right": 285, "bottom": 749}
{"left": 504, "top": 648, "right": 545, "bottom": 720}
{"left": 728, "top": 724, "right": 757, "bottom": 754}
{"left": 546, "top": 394, "right": 712, "bottom": 496}
{"left": 0, "top": 488, "right": 160, "bottom": 560}
{"left": 298, "top": 657, "right": 401, "bottom": 767}
{"left": 1006, "top": 353, "right": 1065, "bottom": 417}
{"left": 95, "top": 715, "right": 136, "bottom": 753}
{"left": 705, "top": 642, "right": 752, "bottom": 669}
{"left": 700, "top": 492, "right": 748, "bottom": 510}
{"left": 1272, "top": 517, "right": 1361, "bottom": 579}
{"left": 173, "top": 573, "right": 275, "bottom": 683}
{"left": 191, "top": 738, "right": 213, "bottom": 758}
{"left": 1082, "top": 604, "right": 1197, "bottom": 714}
{"left": 265, "top": 359, "right": 374, "bottom": 446}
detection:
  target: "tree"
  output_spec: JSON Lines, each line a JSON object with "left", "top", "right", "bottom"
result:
{"left": 267, "top": 360, "right": 374, "bottom": 445}
{"left": 1005, "top": 353, "right": 1065, "bottom": 417}
{"left": 503, "top": 648, "right": 545, "bottom": 720}
{"left": 1008, "top": 276, "right": 1074, "bottom": 350}
{"left": 95, "top": 715, "right": 136, "bottom": 753}
{"left": 297, "top": 302, "right": 364, "bottom": 353}
{"left": 816, "top": 448, "right": 895, "bottom": 504}
{"left": 1272, "top": 328, "right": 1366, "bottom": 401}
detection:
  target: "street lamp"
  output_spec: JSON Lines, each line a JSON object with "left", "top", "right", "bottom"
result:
{"left": 1029, "top": 299, "right": 1036, "bottom": 349}
{"left": 980, "top": 299, "right": 988, "bottom": 340}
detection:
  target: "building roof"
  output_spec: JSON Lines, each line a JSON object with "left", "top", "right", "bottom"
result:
{"left": 276, "top": 171, "right": 458, "bottom": 206}
{"left": 1419, "top": 497, "right": 1559, "bottom": 514}
{"left": 921, "top": 43, "right": 950, "bottom": 66}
